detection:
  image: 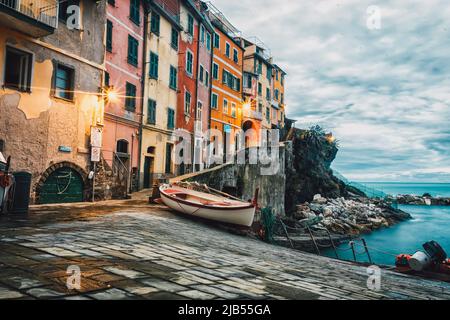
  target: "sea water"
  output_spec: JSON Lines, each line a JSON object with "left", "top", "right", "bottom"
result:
{"left": 323, "top": 183, "right": 450, "bottom": 265}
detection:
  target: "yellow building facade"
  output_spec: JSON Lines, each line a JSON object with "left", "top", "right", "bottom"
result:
{"left": 140, "top": 4, "right": 182, "bottom": 188}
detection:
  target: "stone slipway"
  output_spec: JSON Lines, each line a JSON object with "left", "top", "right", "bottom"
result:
{"left": 0, "top": 194, "right": 449, "bottom": 300}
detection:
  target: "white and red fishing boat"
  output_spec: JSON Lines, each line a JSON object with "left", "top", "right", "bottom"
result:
{"left": 159, "top": 183, "right": 256, "bottom": 227}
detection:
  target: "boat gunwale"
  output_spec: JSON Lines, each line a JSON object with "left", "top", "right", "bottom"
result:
{"left": 160, "top": 187, "right": 255, "bottom": 211}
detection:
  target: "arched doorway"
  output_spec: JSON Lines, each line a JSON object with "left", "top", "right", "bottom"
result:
{"left": 37, "top": 164, "right": 86, "bottom": 204}
{"left": 242, "top": 120, "right": 256, "bottom": 148}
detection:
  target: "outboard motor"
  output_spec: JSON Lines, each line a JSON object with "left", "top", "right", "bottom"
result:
{"left": 408, "top": 241, "right": 448, "bottom": 272}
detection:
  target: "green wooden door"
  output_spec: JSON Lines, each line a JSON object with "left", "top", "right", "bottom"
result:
{"left": 39, "top": 167, "right": 84, "bottom": 204}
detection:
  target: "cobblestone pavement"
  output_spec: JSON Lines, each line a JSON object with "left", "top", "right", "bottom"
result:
{"left": 0, "top": 193, "right": 449, "bottom": 300}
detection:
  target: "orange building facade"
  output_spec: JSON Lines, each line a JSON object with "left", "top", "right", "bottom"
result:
{"left": 207, "top": 11, "right": 244, "bottom": 159}
{"left": 272, "top": 64, "right": 287, "bottom": 129}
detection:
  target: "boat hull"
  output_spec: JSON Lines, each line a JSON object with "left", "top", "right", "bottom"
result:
{"left": 160, "top": 187, "right": 256, "bottom": 227}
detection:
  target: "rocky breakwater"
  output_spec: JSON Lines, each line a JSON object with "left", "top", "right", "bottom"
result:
{"left": 295, "top": 194, "right": 411, "bottom": 236}
{"left": 395, "top": 194, "right": 450, "bottom": 206}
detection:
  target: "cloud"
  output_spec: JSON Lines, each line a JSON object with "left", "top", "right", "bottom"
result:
{"left": 212, "top": 0, "right": 450, "bottom": 182}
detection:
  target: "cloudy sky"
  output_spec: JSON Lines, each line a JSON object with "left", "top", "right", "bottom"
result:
{"left": 212, "top": 0, "right": 450, "bottom": 182}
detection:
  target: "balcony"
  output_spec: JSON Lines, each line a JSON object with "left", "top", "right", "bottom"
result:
{"left": 0, "top": 0, "right": 58, "bottom": 37}
{"left": 243, "top": 109, "right": 263, "bottom": 121}
{"left": 271, "top": 99, "right": 280, "bottom": 109}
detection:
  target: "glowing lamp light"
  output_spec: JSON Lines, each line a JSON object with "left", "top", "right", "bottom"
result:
{"left": 106, "top": 88, "right": 119, "bottom": 102}
{"left": 243, "top": 101, "right": 251, "bottom": 111}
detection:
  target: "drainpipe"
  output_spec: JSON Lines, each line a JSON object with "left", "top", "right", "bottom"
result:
{"left": 137, "top": 3, "right": 150, "bottom": 191}
{"left": 193, "top": 19, "right": 201, "bottom": 173}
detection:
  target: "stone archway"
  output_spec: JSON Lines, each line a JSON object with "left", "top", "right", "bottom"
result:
{"left": 35, "top": 162, "right": 89, "bottom": 204}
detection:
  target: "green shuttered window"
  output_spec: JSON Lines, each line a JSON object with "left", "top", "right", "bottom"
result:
{"left": 169, "top": 65, "right": 177, "bottom": 90}
{"left": 151, "top": 11, "right": 160, "bottom": 35}
{"left": 125, "top": 82, "right": 136, "bottom": 111}
{"left": 106, "top": 20, "right": 113, "bottom": 52}
{"left": 147, "top": 99, "right": 156, "bottom": 124}
{"left": 171, "top": 28, "right": 179, "bottom": 50}
{"left": 130, "top": 0, "right": 140, "bottom": 25}
{"left": 167, "top": 108, "right": 175, "bottom": 130}
{"left": 149, "top": 52, "right": 159, "bottom": 79}
{"left": 127, "top": 35, "right": 139, "bottom": 67}
{"left": 186, "top": 51, "right": 193, "bottom": 75}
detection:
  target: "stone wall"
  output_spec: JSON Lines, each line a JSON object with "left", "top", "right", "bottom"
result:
{"left": 181, "top": 144, "right": 287, "bottom": 216}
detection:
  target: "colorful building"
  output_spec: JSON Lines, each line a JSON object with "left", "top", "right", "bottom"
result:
{"left": 175, "top": 0, "right": 202, "bottom": 175}
{"left": 139, "top": 0, "right": 182, "bottom": 189}
{"left": 205, "top": 3, "right": 244, "bottom": 160}
{"left": 103, "top": 0, "right": 145, "bottom": 194}
{"left": 272, "top": 64, "right": 287, "bottom": 129}
{"left": 193, "top": 1, "right": 213, "bottom": 172}
{"left": 0, "top": 1, "right": 106, "bottom": 203}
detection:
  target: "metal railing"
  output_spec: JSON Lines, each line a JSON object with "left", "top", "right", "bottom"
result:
{"left": 0, "top": 0, "right": 58, "bottom": 28}
{"left": 243, "top": 109, "right": 263, "bottom": 121}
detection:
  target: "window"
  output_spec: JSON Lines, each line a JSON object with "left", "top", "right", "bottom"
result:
{"left": 235, "top": 78, "right": 241, "bottom": 92}
{"left": 130, "top": 0, "right": 140, "bottom": 25}
{"left": 151, "top": 11, "right": 160, "bottom": 35}
{"left": 200, "top": 25, "right": 205, "bottom": 44}
{"left": 233, "top": 49, "right": 238, "bottom": 63}
{"left": 127, "top": 35, "right": 139, "bottom": 66}
{"left": 4, "top": 46, "right": 32, "bottom": 92}
{"left": 258, "top": 103, "right": 263, "bottom": 113}
{"left": 223, "top": 99, "right": 228, "bottom": 114}
{"left": 211, "top": 93, "right": 218, "bottom": 109}
{"left": 257, "top": 61, "right": 262, "bottom": 75}
{"left": 206, "top": 32, "right": 211, "bottom": 51}
{"left": 58, "top": 0, "right": 80, "bottom": 23}
{"left": 231, "top": 103, "right": 236, "bottom": 118}
{"left": 205, "top": 70, "right": 209, "bottom": 87}
{"left": 169, "top": 65, "right": 177, "bottom": 90}
{"left": 212, "top": 63, "right": 219, "bottom": 80}
{"left": 105, "top": 71, "right": 110, "bottom": 87}
{"left": 276, "top": 70, "right": 279, "bottom": 81}
{"left": 54, "top": 63, "right": 75, "bottom": 100}
{"left": 267, "top": 67, "right": 272, "bottom": 80}
{"left": 186, "top": 51, "right": 193, "bottom": 75}
{"left": 266, "top": 88, "right": 271, "bottom": 100}
{"left": 149, "top": 52, "right": 159, "bottom": 79}
{"left": 168, "top": 108, "right": 175, "bottom": 130}
{"left": 244, "top": 74, "right": 252, "bottom": 88}
{"left": 125, "top": 82, "right": 136, "bottom": 111}
{"left": 199, "top": 65, "right": 204, "bottom": 83}
{"left": 214, "top": 32, "right": 220, "bottom": 48}
{"left": 275, "top": 89, "right": 279, "bottom": 100}
{"left": 147, "top": 146, "right": 156, "bottom": 154}
{"left": 187, "top": 14, "right": 194, "bottom": 35}
{"left": 147, "top": 99, "right": 156, "bottom": 124}
{"left": 117, "top": 140, "right": 129, "bottom": 154}
{"left": 185, "top": 90, "right": 191, "bottom": 115}
{"left": 0, "top": 140, "right": 4, "bottom": 152}
{"left": 106, "top": 20, "right": 113, "bottom": 52}
{"left": 171, "top": 28, "right": 179, "bottom": 50}
{"left": 225, "top": 42, "right": 231, "bottom": 57}
{"left": 281, "top": 93, "right": 284, "bottom": 104}
{"left": 266, "top": 107, "right": 270, "bottom": 122}
{"left": 165, "top": 143, "right": 173, "bottom": 174}
{"left": 258, "top": 83, "right": 262, "bottom": 96}
{"left": 197, "top": 101, "right": 203, "bottom": 124}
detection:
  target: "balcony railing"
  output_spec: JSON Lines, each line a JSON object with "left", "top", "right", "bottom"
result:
{"left": 0, "top": 0, "right": 58, "bottom": 28}
{"left": 243, "top": 109, "right": 263, "bottom": 121}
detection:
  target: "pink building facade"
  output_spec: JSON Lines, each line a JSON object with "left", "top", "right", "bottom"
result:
{"left": 103, "top": 0, "right": 145, "bottom": 192}
{"left": 193, "top": 1, "right": 214, "bottom": 171}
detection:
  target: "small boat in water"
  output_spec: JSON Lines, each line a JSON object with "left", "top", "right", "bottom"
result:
{"left": 159, "top": 183, "right": 256, "bottom": 227}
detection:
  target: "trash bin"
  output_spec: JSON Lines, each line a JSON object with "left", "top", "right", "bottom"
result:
{"left": 11, "top": 172, "right": 32, "bottom": 214}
